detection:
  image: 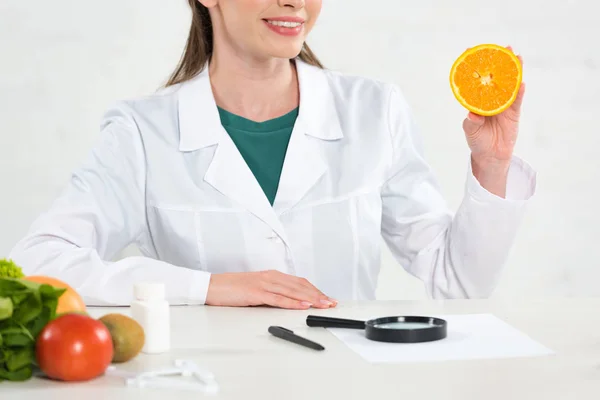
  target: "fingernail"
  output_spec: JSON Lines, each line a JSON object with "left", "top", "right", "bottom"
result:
{"left": 301, "top": 302, "right": 312, "bottom": 307}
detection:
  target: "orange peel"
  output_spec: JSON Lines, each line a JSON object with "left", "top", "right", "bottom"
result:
{"left": 450, "top": 44, "right": 523, "bottom": 116}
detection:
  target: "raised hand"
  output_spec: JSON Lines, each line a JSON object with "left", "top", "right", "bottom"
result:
{"left": 461, "top": 46, "right": 525, "bottom": 197}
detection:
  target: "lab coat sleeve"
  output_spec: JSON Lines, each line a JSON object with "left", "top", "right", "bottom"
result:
{"left": 380, "top": 85, "right": 536, "bottom": 299}
{"left": 8, "top": 104, "right": 211, "bottom": 306}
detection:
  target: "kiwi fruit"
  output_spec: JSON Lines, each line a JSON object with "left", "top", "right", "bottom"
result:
{"left": 99, "top": 313, "right": 145, "bottom": 363}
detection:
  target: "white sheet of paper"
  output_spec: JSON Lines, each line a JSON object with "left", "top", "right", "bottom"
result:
{"left": 327, "top": 314, "right": 554, "bottom": 363}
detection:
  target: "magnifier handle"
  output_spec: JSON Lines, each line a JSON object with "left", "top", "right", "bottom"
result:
{"left": 306, "top": 315, "right": 366, "bottom": 329}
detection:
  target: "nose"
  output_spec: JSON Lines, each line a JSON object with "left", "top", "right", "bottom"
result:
{"left": 278, "top": 0, "right": 304, "bottom": 8}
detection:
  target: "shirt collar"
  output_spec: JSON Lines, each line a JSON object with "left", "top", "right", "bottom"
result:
{"left": 177, "top": 58, "right": 344, "bottom": 152}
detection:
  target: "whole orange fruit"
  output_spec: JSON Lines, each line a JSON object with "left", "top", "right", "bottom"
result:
{"left": 23, "top": 275, "right": 87, "bottom": 315}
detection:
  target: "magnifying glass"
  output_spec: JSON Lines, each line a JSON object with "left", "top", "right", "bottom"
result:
{"left": 306, "top": 315, "right": 447, "bottom": 343}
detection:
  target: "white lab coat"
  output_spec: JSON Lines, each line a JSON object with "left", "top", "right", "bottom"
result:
{"left": 9, "top": 59, "right": 536, "bottom": 306}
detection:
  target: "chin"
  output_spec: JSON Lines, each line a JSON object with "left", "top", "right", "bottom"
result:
{"left": 266, "top": 44, "right": 305, "bottom": 60}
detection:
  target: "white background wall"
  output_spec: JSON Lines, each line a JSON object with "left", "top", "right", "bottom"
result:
{"left": 1, "top": 1, "right": 598, "bottom": 300}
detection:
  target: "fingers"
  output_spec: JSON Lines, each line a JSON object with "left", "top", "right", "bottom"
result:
{"left": 263, "top": 293, "right": 313, "bottom": 310}
{"left": 261, "top": 270, "right": 336, "bottom": 309}
{"left": 467, "top": 112, "right": 485, "bottom": 123}
{"left": 463, "top": 112, "right": 486, "bottom": 136}
{"left": 505, "top": 44, "right": 524, "bottom": 65}
{"left": 293, "top": 276, "right": 337, "bottom": 305}
{"left": 266, "top": 282, "right": 329, "bottom": 309}
{"left": 502, "top": 45, "right": 526, "bottom": 111}
{"left": 267, "top": 279, "right": 334, "bottom": 308}
{"left": 510, "top": 82, "right": 526, "bottom": 111}
{"left": 280, "top": 274, "right": 336, "bottom": 308}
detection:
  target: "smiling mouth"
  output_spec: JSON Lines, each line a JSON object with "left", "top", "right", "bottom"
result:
{"left": 263, "top": 19, "right": 305, "bottom": 28}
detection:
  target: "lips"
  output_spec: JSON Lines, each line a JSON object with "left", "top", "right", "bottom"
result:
{"left": 264, "top": 16, "right": 306, "bottom": 23}
{"left": 262, "top": 17, "right": 306, "bottom": 37}
{"left": 265, "top": 19, "right": 303, "bottom": 28}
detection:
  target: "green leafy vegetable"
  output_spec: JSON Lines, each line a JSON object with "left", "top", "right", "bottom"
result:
{"left": 0, "top": 327, "right": 33, "bottom": 347}
{"left": 0, "top": 260, "right": 24, "bottom": 279}
{"left": 0, "top": 277, "right": 65, "bottom": 382}
{"left": 11, "top": 289, "right": 42, "bottom": 325}
{"left": 6, "top": 347, "right": 34, "bottom": 371}
{"left": 0, "top": 364, "right": 33, "bottom": 381}
{"left": 0, "top": 298, "right": 12, "bottom": 321}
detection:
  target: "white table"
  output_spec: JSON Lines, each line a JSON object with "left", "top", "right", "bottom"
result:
{"left": 4, "top": 298, "right": 600, "bottom": 399}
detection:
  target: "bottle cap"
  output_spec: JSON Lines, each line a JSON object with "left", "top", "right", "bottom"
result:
{"left": 134, "top": 282, "right": 166, "bottom": 301}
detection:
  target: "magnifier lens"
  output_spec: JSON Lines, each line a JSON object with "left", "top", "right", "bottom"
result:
{"left": 374, "top": 322, "right": 432, "bottom": 330}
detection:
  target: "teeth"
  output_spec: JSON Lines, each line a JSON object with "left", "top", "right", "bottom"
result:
{"left": 266, "top": 20, "right": 302, "bottom": 28}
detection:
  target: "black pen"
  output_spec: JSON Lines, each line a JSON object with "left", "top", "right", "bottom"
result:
{"left": 268, "top": 326, "right": 325, "bottom": 351}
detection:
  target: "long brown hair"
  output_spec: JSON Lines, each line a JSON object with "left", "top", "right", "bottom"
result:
{"left": 166, "top": 1, "right": 324, "bottom": 87}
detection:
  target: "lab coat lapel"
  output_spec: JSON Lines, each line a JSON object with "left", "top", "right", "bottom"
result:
{"left": 273, "top": 60, "right": 344, "bottom": 214}
{"left": 273, "top": 120, "right": 327, "bottom": 213}
{"left": 205, "top": 138, "right": 290, "bottom": 243}
{"left": 177, "top": 68, "right": 289, "bottom": 245}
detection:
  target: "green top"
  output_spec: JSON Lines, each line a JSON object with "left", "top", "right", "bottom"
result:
{"left": 217, "top": 106, "right": 298, "bottom": 205}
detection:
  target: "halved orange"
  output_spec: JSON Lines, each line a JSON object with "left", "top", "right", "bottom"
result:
{"left": 450, "top": 44, "right": 522, "bottom": 116}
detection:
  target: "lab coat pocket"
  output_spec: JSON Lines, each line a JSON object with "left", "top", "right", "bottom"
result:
{"left": 285, "top": 188, "right": 382, "bottom": 300}
{"left": 193, "top": 210, "right": 258, "bottom": 273}
{"left": 147, "top": 205, "right": 206, "bottom": 271}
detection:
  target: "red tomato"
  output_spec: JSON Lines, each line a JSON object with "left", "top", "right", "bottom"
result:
{"left": 36, "top": 313, "right": 114, "bottom": 382}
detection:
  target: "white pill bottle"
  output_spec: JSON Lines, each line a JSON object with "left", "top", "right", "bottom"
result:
{"left": 130, "top": 282, "right": 171, "bottom": 354}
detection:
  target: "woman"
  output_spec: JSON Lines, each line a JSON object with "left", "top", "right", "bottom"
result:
{"left": 9, "top": 0, "right": 535, "bottom": 309}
